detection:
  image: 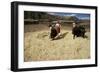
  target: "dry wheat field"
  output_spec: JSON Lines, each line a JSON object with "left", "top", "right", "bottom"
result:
{"left": 24, "top": 24, "right": 90, "bottom": 62}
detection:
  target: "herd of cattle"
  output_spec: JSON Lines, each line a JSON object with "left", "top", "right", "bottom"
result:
{"left": 49, "top": 23, "right": 86, "bottom": 40}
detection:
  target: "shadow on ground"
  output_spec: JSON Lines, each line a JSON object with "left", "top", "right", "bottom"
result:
{"left": 55, "top": 32, "right": 69, "bottom": 40}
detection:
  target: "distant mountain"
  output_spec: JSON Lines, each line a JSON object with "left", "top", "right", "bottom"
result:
{"left": 47, "top": 12, "right": 90, "bottom": 20}
{"left": 24, "top": 11, "right": 90, "bottom": 24}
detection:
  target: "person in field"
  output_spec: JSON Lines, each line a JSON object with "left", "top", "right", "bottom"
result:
{"left": 48, "top": 21, "right": 61, "bottom": 40}
{"left": 55, "top": 21, "right": 61, "bottom": 36}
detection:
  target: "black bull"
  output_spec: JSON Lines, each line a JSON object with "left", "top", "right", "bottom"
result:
{"left": 72, "top": 26, "right": 86, "bottom": 39}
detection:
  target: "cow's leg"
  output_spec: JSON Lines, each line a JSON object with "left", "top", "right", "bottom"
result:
{"left": 73, "top": 34, "right": 75, "bottom": 39}
{"left": 82, "top": 32, "right": 85, "bottom": 38}
{"left": 49, "top": 27, "right": 52, "bottom": 38}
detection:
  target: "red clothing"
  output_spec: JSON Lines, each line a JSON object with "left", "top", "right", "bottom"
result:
{"left": 55, "top": 23, "right": 61, "bottom": 33}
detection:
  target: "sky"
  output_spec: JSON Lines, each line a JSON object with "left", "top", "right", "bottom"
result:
{"left": 47, "top": 12, "right": 90, "bottom": 20}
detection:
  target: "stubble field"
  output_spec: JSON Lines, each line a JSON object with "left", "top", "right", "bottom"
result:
{"left": 24, "top": 24, "right": 90, "bottom": 62}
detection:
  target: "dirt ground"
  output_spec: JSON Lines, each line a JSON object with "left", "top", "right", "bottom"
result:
{"left": 24, "top": 24, "right": 90, "bottom": 62}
